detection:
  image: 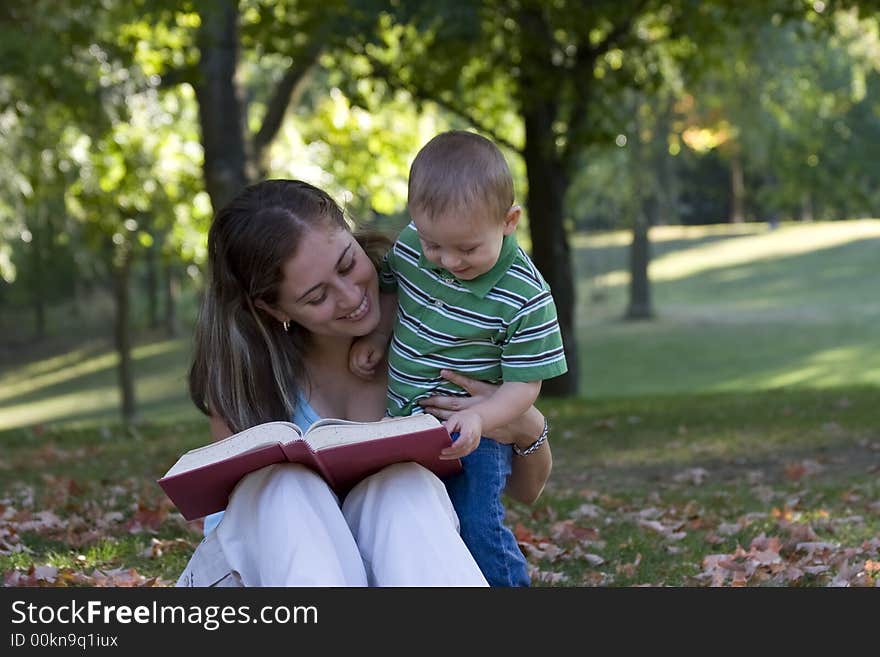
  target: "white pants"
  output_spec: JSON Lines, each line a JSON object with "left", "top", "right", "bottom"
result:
{"left": 176, "top": 462, "right": 488, "bottom": 587}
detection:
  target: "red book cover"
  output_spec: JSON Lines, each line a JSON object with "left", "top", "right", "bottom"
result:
{"left": 158, "top": 417, "right": 461, "bottom": 521}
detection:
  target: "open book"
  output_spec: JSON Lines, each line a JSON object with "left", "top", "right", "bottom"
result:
{"left": 158, "top": 414, "right": 461, "bottom": 520}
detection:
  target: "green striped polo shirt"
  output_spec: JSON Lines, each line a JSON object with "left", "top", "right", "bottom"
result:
{"left": 379, "top": 222, "right": 568, "bottom": 417}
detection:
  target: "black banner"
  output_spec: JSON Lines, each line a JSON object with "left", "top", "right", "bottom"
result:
{"left": 0, "top": 586, "right": 869, "bottom": 652}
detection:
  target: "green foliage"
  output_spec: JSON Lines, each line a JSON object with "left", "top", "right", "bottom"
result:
{"left": 688, "top": 9, "right": 880, "bottom": 220}
{"left": 563, "top": 6, "right": 880, "bottom": 229}
{"left": 0, "top": 0, "right": 108, "bottom": 124}
{"left": 2, "top": 0, "right": 879, "bottom": 405}
{"left": 282, "top": 67, "right": 446, "bottom": 219}
{"left": 0, "top": 0, "right": 210, "bottom": 331}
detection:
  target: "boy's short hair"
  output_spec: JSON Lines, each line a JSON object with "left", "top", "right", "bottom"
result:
{"left": 407, "top": 130, "right": 514, "bottom": 223}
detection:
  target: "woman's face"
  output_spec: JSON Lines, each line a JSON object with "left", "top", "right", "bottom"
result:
{"left": 273, "top": 225, "right": 381, "bottom": 339}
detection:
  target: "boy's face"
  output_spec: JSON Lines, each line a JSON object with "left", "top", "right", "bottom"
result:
{"left": 412, "top": 204, "right": 520, "bottom": 281}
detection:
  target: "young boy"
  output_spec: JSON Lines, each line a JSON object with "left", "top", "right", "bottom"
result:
{"left": 350, "top": 130, "right": 567, "bottom": 586}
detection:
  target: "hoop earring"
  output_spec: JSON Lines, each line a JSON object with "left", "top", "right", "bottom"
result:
{"left": 282, "top": 320, "right": 290, "bottom": 333}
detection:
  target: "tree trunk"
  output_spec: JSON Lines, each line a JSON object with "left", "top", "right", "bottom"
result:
{"left": 655, "top": 98, "right": 678, "bottom": 226}
{"left": 71, "top": 274, "right": 84, "bottom": 319}
{"left": 625, "top": 205, "right": 654, "bottom": 320}
{"left": 729, "top": 153, "right": 745, "bottom": 223}
{"left": 522, "top": 109, "right": 578, "bottom": 398}
{"left": 28, "top": 205, "right": 47, "bottom": 340}
{"left": 68, "top": 218, "right": 85, "bottom": 319}
{"left": 194, "top": 0, "right": 249, "bottom": 213}
{"left": 800, "top": 191, "right": 814, "bottom": 222}
{"left": 111, "top": 245, "right": 137, "bottom": 424}
{"left": 145, "top": 241, "right": 159, "bottom": 330}
{"left": 626, "top": 95, "right": 655, "bottom": 320}
{"left": 163, "top": 258, "right": 180, "bottom": 339}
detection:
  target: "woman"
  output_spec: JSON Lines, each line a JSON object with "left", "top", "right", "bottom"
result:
{"left": 178, "top": 179, "right": 552, "bottom": 586}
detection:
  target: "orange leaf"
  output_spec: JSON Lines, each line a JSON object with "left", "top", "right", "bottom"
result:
{"left": 784, "top": 463, "right": 807, "bottom": 480}
{"left": 513, "top": 523, "right": 535, "bottom": 543}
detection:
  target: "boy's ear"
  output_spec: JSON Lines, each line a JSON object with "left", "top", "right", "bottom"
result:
{"left": 502, "top": 205, "right": 522, "bottom": 236}
{"left": 253, "top": 298, "right": 288, "bottom": 325}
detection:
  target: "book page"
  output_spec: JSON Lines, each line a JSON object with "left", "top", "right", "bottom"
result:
{"left": 162, "top": 421, "right": 303, "bottom": 478}
{"left": 304, "top": 414, "right": 442, "bottom": 450}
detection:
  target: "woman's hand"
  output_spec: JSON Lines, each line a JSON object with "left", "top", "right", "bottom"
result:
{"left": 420, "top": 369, "right": 551, "bottom": 505}
{"left": 419, "top": 369, "right": 516, "bottom": 445}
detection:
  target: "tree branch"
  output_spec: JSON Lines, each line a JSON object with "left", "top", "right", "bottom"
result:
{"left": 364, "top": 53, "right": 522, "bottom": 155}
{"left": 158, "top": 64, "right": 199, "bottom": 90}
{"left": 562, "top": 5, "right": 647, "bottom": 167}
{"left": 251, "top": 44, "right": 323, "bottom": 168}
{"left": 586, "top": 2, "right": 648, "bottom": 60}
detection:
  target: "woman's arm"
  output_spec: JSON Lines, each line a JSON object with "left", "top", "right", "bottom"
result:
{"left": 498, "top": 405, "right": 552, "bottom": 505}
{"left": 418, "top": 369, "right": 552, "bottom": 505}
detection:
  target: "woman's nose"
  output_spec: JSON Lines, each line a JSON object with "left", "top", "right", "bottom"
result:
{"left": 339, "top": 280, "right": 363, "bottom": 308}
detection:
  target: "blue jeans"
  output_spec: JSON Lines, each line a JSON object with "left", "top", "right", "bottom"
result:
{"left": 443, "top": 436, "right": 530, "bottom": 587}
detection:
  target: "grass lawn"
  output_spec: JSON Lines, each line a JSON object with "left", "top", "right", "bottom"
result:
{"left": 574, "top": 220, "right": 880, "bottom": 397}
{"left": 516, "top": 385, "right": 879, "bottom": 586}
{"left": 0, "top": 220, "right": 878, "bottom": 586}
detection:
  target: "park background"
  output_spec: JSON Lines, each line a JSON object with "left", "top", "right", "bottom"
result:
{"left": 0, "top": 0, "right": 878, "bottom": 586}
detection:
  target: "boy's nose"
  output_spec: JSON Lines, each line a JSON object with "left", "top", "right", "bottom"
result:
{"left": 440, "top": 253, "right": 461, "bottom": 270}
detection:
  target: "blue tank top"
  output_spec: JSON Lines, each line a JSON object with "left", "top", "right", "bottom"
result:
{"left": 201, "top": 393, "right": 321, "bottom": 536}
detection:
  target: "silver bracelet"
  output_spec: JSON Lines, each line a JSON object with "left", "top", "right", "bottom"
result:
{"left": 512, "top": 418, "right": 549, "bottom": 456}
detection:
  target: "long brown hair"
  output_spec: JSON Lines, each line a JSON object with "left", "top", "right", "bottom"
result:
{"left": 189, "top": 179, "right": 390, "bottom": 433}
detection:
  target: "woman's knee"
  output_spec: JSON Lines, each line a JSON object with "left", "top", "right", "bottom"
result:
{"left": 237, "top": 463, "right": 326, "bottom": 500}
{"left": 379, "top": 461, "right": 435, "bottom": 484}
{"left": 345, "top": 462, "right": 458, "bottom": 529}
{"left": 353, "top": 462, "right": 440, "bottom": 497}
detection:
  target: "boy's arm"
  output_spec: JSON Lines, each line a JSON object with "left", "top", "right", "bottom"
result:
{"left": 349, "top": 291, "right": 397, "bottom": 379}
{"left": 468, "top": 380, "right": 541, "bottom": 435}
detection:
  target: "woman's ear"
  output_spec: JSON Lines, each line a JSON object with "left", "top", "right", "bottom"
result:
{"left": 502, "top": 205, "right": 522, "bottom": 236}
{"left": 253, "top": 298, "right": 288, "bottom": 325}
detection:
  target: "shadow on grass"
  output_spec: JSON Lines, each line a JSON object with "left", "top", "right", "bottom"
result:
{"left": 0, "top": 336, "right": 194, "bottom": 431}
{"left": 575, "top": 234, "right": 880, "bottom": 397}
{"left": 542, "top": 386, "right": 880, "bottom": 495}
{"left": 576, "top": 230, "right": 765, "bottom": 277}
{"left": 578, "top": 232, "right": 880, "bottom": 314}
{"left": 652, "top": 237, "right": 880, "bottom": 310}
{"left": 579, "top": 322, "right": 880, "bottom": 397}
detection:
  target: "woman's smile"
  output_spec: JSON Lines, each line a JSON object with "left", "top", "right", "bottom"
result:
{"left": 339, "top": 293, "right": 370, "bottom": 321}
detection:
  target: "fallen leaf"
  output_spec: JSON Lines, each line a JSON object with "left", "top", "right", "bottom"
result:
{"left": 616, "top": 553, "right": 642, "bottom": 577}
{"left": 673, "top": 468, "right": 709, "bottom": 486}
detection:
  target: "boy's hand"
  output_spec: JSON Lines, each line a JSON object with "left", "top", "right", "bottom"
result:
{"left": 441, "top": 410, "right": 482, "bottom": 460}
{"left": 349, "top": 334, "right": 387, "bottom": 379}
